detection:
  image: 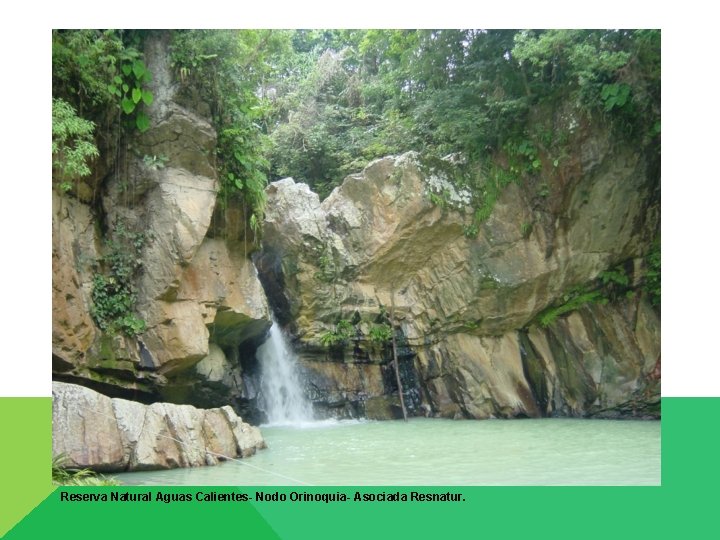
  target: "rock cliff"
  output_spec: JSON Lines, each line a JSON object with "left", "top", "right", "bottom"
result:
{"left": 259, "top": 141, "right": 659, "bottom": 419}
{"left": 52, "top": 32, "right": 270, "bottom": 413}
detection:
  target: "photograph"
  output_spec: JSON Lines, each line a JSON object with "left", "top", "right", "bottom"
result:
{"left": 50, "top": 28, "right": 661, "bottom": 488}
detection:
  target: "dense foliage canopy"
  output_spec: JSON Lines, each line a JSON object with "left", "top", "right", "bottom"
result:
{"left": 52, "top": 28, "right": 660, "bottom": 219}
{"left": 263, "top": 30, "right": 660, "bottom": 200}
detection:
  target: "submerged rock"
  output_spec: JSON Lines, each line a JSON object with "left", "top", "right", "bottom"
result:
{"left": 52, "top": 382, "right": 266, "bottom": 472}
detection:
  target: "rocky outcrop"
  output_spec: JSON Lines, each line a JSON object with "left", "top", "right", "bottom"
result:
{"left": 52, "top": 382, "right": 266, "bottom": 472}
{"left": 263, "top": 150, "right": 656, "bottom": 343}
{"left": 100, "top": 32, "right": 270, "bottom": 377}
{"left": 260, "top": 139, "right": 660, "bottom": 419}
{"left": 416, "top": 297, "right": 660, "bottom": 419}
{"left": 52, "top": 191, "right": 100, "bottom": 370}
{"left": 177, "top": 239, "right": 270, "bottom": 350}
{"left": 291, "top": 336, "right": 420, "bottom": 420}
{"left": 51, "top": 32, "right": 270, "bottom": 410}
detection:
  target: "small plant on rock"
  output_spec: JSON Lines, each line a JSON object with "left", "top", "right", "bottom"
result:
{"left": 368, "top": 323, "right": 393, "bottom": 344}
{"left": 142, "top": 154, "right": 168, "bottom": 169}
{"left": 52, "top": 98, "right": 99, "bottom": 193}
{"left": 319, "top": 318, "right": 354, "bottom": 347}
{"left": 91, "top": 221, "right": 147, "bottom": 337}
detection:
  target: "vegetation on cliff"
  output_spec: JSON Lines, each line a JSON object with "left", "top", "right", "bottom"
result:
{"left": 52, "top": 30, "right": 156, "bottom": 337}
{"left": 53, "top": 29, "right": 659, "bottom": 215}
{"left": 52, "top": 29, "right": 660, "bottom": 342}
{"left": 167, "top": 30, "right": 660, "bottom": 305}
{"left": 265, "top": 30, "right": 659, "bottom": 203}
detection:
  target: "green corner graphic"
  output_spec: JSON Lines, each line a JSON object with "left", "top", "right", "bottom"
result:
{"left": 2, "top": 398, "right": 719, "bottom": 539}
{"left": 0, "top": 398, "right": 54, "bottom": 538}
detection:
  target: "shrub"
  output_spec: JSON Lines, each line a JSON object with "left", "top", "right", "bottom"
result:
{"left": 51, "top": 98, "right": 99, "bottom": 193}
{"left": 90, "top": 222, "right": 147, "bottom": 337}
{"left": 368, "top": 323, "right": 393, "bottom": 344}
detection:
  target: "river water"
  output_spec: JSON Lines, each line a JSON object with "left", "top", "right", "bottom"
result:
{"left": 115, "top": 417, "right": 660, "bottom": 486}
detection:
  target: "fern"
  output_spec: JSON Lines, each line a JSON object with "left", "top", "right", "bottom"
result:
{"left": 52, "top": 454, "right": 120, "bottom": 486}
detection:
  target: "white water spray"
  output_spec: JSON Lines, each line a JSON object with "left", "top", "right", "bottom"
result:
{"left": 257, "top": 318, "right": 315, "bottom": 426}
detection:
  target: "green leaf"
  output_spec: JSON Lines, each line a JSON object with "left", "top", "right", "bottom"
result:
{"left": 135, "top": 112, "right": 150, "bottom": 132}
{"left": 121, "top": 97, "right": 136, "bottom": 115}
{"left": 132, "top": 88, "right": 142, "bottom": 104}
{"left": 249, "top": 213, "right": 259, "bottom": 232}
{"left": 121, "top": 64, "right": 132, "bottom": 76}
{"left": 132, "top": 60, "right": 146, "bottom": 80}
{"left": 234, "top": 152, "right": 249, "bottom": 166}
{"left": 615, "top": 84, "right": 630, "bottom": 107}
{"left": 113, "top": 75, "right": 123, "bottom": 85}
{"left": 532, "top": 159, "right": 541, "bottom": 169}
{"left": 234, "top": 177, "right": 244, "bottom": 190}
{"left": 107, "top": 84, "right": 118, "bottom": 95}
{"left": 602, "top": 84, "right": 618, "bottom": 99}
{"left": 141, "top": 90, "right": 154, "bottom": 106}
{"left": 122, "top": 83, "right": 129, "bottom": 93}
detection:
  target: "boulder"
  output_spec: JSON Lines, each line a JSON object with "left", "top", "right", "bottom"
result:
{"left": 52, "top": 382, "right": 266, "bottom": 472}
{"left": 52, "top": 382, "right": 125, "bottom": 471}
{"left": 220, "top": 405, "right": 267, "bottom": 457}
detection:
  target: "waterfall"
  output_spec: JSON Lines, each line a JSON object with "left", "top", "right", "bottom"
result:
{"left": 257, "top": 318, "right": 314, "bottom": 426}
